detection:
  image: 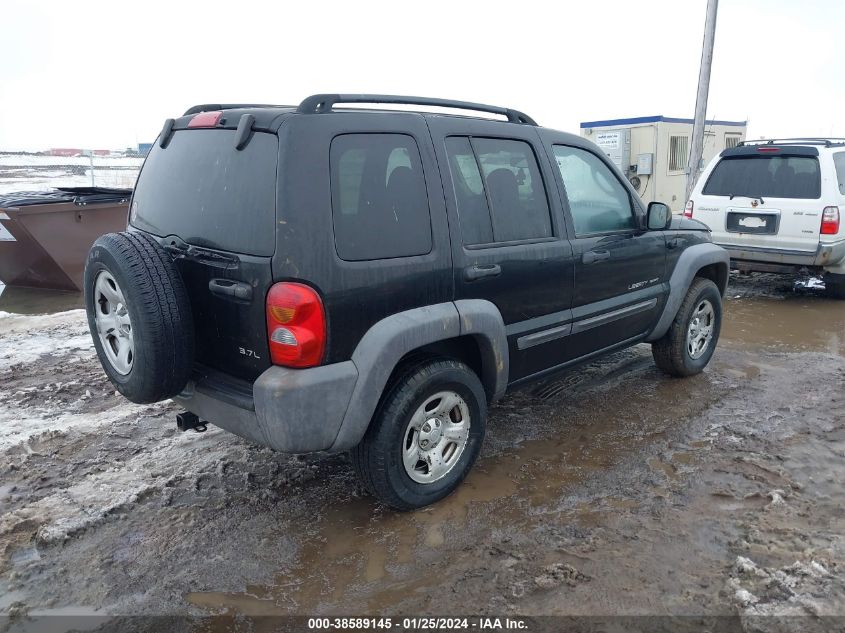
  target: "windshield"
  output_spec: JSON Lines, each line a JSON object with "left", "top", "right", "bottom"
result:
{"left": 131, "top": 129, "right": 278, "bottom": 256}
{"left": 702, "top": 155, "right": 820, "bottom": 199}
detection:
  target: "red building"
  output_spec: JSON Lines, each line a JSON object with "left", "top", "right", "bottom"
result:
{"left": 49, "top": 148, "right": 83, "bottom": 157}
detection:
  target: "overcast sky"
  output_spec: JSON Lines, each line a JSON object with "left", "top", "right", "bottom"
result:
{"left": 2, "top": 0, "right": 843, "bottom": 150}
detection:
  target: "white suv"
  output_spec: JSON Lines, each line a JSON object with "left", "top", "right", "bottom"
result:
{"left": 687, "top": 138, "right": 845, "bottom": 298}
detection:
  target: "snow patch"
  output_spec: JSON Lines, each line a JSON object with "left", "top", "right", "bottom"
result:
{"left": 0, "top": 401, "right": 148, "bottom": 453}
{"left": 0, "top": 310, "right": 91, "bottom": 370}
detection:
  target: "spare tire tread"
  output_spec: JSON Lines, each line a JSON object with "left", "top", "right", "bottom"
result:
{"left": 124, "top": 232, "right": 192, "bottom": 388}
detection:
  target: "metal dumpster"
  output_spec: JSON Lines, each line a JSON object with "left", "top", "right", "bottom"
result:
{"left": 0, "top": 188, "right": 130, "bottom": 291}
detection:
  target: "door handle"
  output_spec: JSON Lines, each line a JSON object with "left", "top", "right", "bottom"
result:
{"left": 464, "top": 264, "right": 502, "bottom": 281}
{"left": 582, "top": 250, "right": 611, "bottom": 264}
{"left": 209, "top": 278, "right": 252, "bottom": 301}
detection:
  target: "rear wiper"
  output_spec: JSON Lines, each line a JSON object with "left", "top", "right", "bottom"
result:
{"left": 164, "top": 242, "right": 239, "bottom": 268}
{"left": 727, "top": 193, "right": 765, "bottom": 204}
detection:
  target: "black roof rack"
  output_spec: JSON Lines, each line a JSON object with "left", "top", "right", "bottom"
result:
{"left": 738, "top": 137, "right": 845, "bottom": 148}
{"left": 296, "top": 94, "right": 537, "bottom": 126}
{"left": 182, "top": 103, "right": 291, "bottom": 116}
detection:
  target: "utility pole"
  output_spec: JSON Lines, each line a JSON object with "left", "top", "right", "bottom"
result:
{"left": 685, "top": 0, "right": 719, "bottom": 202}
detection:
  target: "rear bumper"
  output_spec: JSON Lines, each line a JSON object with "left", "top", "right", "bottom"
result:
{"left": 174, "top": 361, "right": 358, "bottom": 453}
{"left": 717, "top": 240, "right": 845, "bottom": 273}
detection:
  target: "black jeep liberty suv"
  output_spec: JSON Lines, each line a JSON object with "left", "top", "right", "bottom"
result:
{"left": 85, "top": 94, "right": 729, "bottom": 510}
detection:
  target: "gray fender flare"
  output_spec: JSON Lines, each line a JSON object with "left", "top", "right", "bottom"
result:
{"left": 645, "top": 242, "right": 729, "bottom": 342}
{"left": 454, "top": 299, "right": 509, "bottom": 402}
{"left": 329, "top": 300, "right": 509, "bottom": 452}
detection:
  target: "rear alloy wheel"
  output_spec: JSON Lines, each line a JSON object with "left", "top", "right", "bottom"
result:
{"left": 652, "top": 277, "right": 722, "bottom": 377}
{"left": 351, "top": 359, "right": 486, "bottom": 510}
{"left": 401, "top": 390, "right": 472, "bottom": 484}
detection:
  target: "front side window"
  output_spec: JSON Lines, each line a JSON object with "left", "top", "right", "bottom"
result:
{"left": 330, "top": 134, "right": 432, "bottom": 261}
{"left": 703, "top": 155, "right": 821, "bottom": 199}
{"left": 445, "top": 137, "right": 552, "bottom": 245}
{"left": 553, "top": 145, "right": 635, "bottom": 236}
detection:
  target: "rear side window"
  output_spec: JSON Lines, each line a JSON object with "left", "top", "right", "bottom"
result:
{"left": 703, "top": 155, "right": 821, "bottom": 199}
{"left": 330, "top": 134, "right": 432, "bottom": 261}
{"left": 445, "top": 137, "right": 552, "bottom": 245}
{"left": 131, "top": 130, "right": 278, "bottom": 256}
{"left": 553, "top": 145, "right": 635, "bottom": 235}
{"left": 834, "top": 152, "right": 845, "bottom": 195}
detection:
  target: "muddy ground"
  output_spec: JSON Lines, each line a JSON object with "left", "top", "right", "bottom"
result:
{"left": 0, "top": 273, "right": 843, "bottom": 631}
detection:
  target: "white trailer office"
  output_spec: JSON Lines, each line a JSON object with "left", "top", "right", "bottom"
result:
{"left": 579, "top": 115, "right": 747, "bottom": 213}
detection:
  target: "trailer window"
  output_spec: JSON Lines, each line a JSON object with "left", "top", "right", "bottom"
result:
{"left": 668, "top": 135, "right": 689, "bottom": 172}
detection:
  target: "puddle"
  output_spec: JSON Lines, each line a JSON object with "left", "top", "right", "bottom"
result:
{"left": 722, "top": 295, "right": 845, "bottom": 355}
{"left": 0, "top": 284, "right": 83, "bottom": 315}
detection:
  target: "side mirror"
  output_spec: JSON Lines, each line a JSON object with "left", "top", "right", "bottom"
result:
{"left": 647, "top": 202, "right": 672, "bottom": 230}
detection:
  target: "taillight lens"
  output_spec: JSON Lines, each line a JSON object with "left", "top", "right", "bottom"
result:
{"left": 821, "top": 206, "right": 840, "bottom": 235}
{"left": 266, "top": 283, "right": 326, "bottom": 368}
{"left": 684, "top": 200, "right": 694, "bottom": 218}
{"left": 187, "top": 111, "right": 222, "bottom": 128}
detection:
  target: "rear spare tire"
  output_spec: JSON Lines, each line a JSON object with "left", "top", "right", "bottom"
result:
{"left": 84, "top": 231, "right": 194, "bottom": 404}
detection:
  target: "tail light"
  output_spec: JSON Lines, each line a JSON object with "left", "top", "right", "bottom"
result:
{"left": 266, "top": 283, "right": 326, "bottom": 368}
{"left": 821, "top": 206, "right": 840, "bottom": 235}
{"left": 684, "top": 200, "right": 694, "bottom": 218}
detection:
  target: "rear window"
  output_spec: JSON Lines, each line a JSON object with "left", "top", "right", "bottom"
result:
{"left": 131, "top": 130, "right": 278, "bottom": 256}
{"left": 445, "top": 136, "right": 552, "bottom": 245}
{"left": 330, "top": 133, "right": 432, "bottom": 261}
{"left": 702, "top": 155, "right": 821, "bottom": 199}
{"left": 834, "top": 152, "right": 845, "bottom": 195}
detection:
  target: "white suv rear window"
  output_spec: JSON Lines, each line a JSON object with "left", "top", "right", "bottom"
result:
{"left": 703, "top": 155, "right": 820, "bottom": 199}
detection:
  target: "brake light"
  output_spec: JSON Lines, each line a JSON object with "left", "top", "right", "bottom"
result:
{"left": 684, "top": 200, "right": 694, "bottom": 218}
{"left": 757, "top": 147, "right": 780, "bottom": 153}
{"left": 821, "top": 206, "right": 840, "bottom": 235}
{"left": 187, "top": 111, "right": 223, "bottom": 128}
{"left": 266, "top": 283, "right": 326, "bottom": 368}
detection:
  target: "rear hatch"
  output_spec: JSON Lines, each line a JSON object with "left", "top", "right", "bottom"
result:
{"left": 130, "top": 126, "right": 278, "bottom": 382}
{"left": 692, "top": 145, "right": 823, "bottom": 252}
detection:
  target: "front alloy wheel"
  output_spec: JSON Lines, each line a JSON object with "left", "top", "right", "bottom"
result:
{"left": 652, "top": 277, "right": 722, "bottom": 377}
{"left": 686, "top": 299, "right": 715, "bottom": 360}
